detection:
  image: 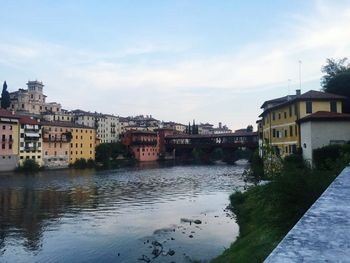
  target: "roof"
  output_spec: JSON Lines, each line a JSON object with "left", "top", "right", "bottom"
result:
{"left": 166, "top": 131, "right": 257, "bottom": 139}
{"left": 19, "top": 116, "right": 39, "bottom": 125}
{"left": 260, "top": 95, "right": 297, "bottom": 109}
{"left": 125, "top": 130, "right": 157, "bottom": 135}
{"left": 297, "top": 111, "right": 350, "bottom": 123}
{"left": 298, "top": 90, "right": 346, "bottom": 100}
{"left": 260, "top": 90, "right": 346, "bottom": 117}
{"left": 0, "top": 109, "right": 20, "bottom": 119}
{"left": 40, "top": 121, "right": 95, "bottom": 129}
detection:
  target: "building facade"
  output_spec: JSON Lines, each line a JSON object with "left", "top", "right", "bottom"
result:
{"left": 0, "top": 110, "right": 20, "bottom": 171}
{"left": 258, "top": 90, "right": 345, "bottom": 157}
{"left": 18, "top": 116, "right": 43, "bottom": 166}
{"left": 121, "top": 131, "right": 159, "bottom": 161}
{"left": 42, "top": 122, "right": 71, "bottom": 168}
{"left": 298, "top": 112, "right": 350, "bottom": 164}
{"left": 9, "top": 81, "right": 61, "bottom": 115}
{"left": 69, "top": 125, "right": 96, "bottom": 164}
{"left": 73, "top": 110, "right": 119, "bottom": 143}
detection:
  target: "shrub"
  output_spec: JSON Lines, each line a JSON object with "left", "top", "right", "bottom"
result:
{"left": 17, "top": 159, "right": 41, "bottom": 172}
{"left": 72, "top": 158, "right": 87, "bottom": 169}
{"left": 313, "top": 144, "right": 342, "bottom": 170}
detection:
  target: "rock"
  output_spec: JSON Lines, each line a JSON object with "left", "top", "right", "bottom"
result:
{"left": 189, "top": 235, "right": 193, "bottom": 238}
{"left": 193, "top": 220, "right": 202, "bottom": 224}
{"left": 191, "top": 231, "right": 195, "bottom": 233}
{"left": 168, "top": 249, "right": 175, "bottom": 256}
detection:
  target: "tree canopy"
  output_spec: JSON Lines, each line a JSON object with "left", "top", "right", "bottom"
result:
{"left": 321, "top": 58, "right": 350, "bottom": 112}
{"left": 1, "top": 81, "right": 11, "bottom": 109}
{"left": 321, "top": 58, "right": 350, "bottom": 96}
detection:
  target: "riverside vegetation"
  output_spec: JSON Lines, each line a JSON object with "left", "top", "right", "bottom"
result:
{"left": 213, "top": 143, "right": 350, "bottom": 263}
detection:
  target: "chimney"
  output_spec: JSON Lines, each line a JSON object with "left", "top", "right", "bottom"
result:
{"left": 296, "top": 89, "right": 301, "bottom": 96}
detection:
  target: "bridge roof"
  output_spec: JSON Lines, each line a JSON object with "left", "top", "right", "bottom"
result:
{"left": 165, "top": 131, "right": 257, "bottom": 139}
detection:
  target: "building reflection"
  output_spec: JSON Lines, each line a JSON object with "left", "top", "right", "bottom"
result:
{"left": 0, "top": 186, "right": 97, "bottom": 252}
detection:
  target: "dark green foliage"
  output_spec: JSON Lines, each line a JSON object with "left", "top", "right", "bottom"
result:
{"left": 72, "top": 158, "right": 88, "bottom": 169}
{"left": 17, "top": 159, "right": 41, "bottom": 172}
{"left": 1, "top": 81, "right": 11, "bottom": 109}
{"left": 95, "top": 142, "right": 132, "bottom": 168}
{"left": 249, "top": 150, "right": 264, "bottom": 180}
{"left": 214, "top": 168, "right": 336, "bottom": 263}
{"left": 313, "top": 144, "right": 350, "bottom": 172}
{"left": 63, "top": 131, "right": 73, "bottom": 142}
{"left": 213, "top": 144, "right": 347, "bottom": 263}
{"left": 321, "top": 58, "right": 350, "bottom": 112}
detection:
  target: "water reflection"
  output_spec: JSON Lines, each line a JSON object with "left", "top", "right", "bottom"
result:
{"left": 0, "top": 163, "right": 248, "bottom": 262}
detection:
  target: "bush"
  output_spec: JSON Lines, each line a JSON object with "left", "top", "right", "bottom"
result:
{"left": 72, "top": 158, "right": 87, "bottom": 169}
{"left": 17, "top": 159, "right": 41, "bottom": 172}
{"left": 313, "top": 144, "right": 350, "bottom": 171}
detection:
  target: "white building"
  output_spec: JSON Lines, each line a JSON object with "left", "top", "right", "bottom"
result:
{"left": 73, "top": 110, "right": 120, "bottom": 143}
{"left": 299, "top": 111, "right": 350, "bottom": 165}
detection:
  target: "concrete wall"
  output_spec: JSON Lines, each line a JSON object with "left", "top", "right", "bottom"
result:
{"left": 265, "top": 166, "right": 350, "bottom": 262}
{"left": 301, "top": 121, "right": 350, "bottom": 164}
{"left": 0, "top": 155, "right": 18, "bottom": 171}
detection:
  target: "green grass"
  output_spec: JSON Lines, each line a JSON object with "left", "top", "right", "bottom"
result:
{"left": 212, "top": 158, "right": 337, "bottom": 263}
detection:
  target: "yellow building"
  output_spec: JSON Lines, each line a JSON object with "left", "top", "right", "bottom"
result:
{"left": 258, "top": 90, "right": 345, "bottom": 157}
{"left": 69, "top": 125, "right": 96, "bottom": 164}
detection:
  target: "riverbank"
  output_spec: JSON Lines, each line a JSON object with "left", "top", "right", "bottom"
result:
{"left": 213, "top": 147, "right": 349, "bottom": 262}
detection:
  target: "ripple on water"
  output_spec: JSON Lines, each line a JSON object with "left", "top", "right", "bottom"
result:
{"left": 0, "top": 164, "right": 249, "bottom": 263}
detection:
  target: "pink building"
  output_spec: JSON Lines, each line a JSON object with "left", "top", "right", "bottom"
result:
{"left": 121, "top": 131, "right": 159, "bottom": 161}
{"left": 0, "top": 109, "right": 20, "bottom": 171}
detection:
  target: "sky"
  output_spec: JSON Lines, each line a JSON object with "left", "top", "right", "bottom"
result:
{"left": 0, "top": 0, "right": 350, "bottom": 130}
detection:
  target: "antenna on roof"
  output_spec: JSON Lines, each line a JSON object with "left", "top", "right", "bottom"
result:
{"left": 299, "top": 60, "right": 302, "bottom": 91}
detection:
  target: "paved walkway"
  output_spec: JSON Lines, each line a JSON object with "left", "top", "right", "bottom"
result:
{"left": 265, "top": 166, "right": 350, "bottom": 263}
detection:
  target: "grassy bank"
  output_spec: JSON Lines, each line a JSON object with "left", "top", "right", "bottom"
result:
{"left": 213, "top": 146, "right": 349, "bottom": 263}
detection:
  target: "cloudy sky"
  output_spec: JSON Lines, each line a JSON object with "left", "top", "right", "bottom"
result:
{"left": 1, "top": 0, "right": 349, "bottom": 130}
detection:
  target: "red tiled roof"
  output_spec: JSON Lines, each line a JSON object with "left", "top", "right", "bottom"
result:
{"left": 298, "top": 90, "right": 346, "bottom": 100}
{"left": 297, "top": 111, "right": 350, "bottom": 123}
{"left": 19, "top": 116, "right": 39, "bottom": 125}
{"left": 0, "top": 109, "right": 20, "bottom": 119}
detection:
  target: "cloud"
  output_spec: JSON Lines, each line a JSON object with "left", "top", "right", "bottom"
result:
{"left": 0, "top": 1, "right": 350, "bottom": 129}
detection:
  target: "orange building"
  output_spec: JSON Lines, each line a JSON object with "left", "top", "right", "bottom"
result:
{"left": 121, "top": 131, "right": 159, "bottom": 161}
{"left": 42, "top": 122, "right": 71, "bottom": 168}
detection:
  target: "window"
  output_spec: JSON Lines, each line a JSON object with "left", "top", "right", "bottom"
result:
{"left": 272, "top": 112, "right": 276, "bottom": 121}
{"left": 2, "top": 144, "right": 5, "bottom": 149}
{"left": 306, "top": 101, "right": 312, "bottom": 114}
{"left": 278, "top": 113, "right": 281, "bottom": 119}
{"left": 272, "top": 129, "right": 276, "bottom": 138}
{"left": 289, "top": 106, "right": 292, "bottom": 117}
{"left": 284, "top": 130, "right": 287, "bottom": 137}
{"left": 295, "top": 125, "right": 298, "bottom": 136}
{"left": 289, "top": 126, "right": 293, "bottom": 137}
{"left": 9, "top": 144, "right": 12, "bottom": 149}
{"left": 2, "top": 125, "right": 5, "bottom": 130}
{"left": 330, "top": 101, "right": 337, "bottom": 112}
{"left": 284, "top": 112, "right": 287, "bottom": 119}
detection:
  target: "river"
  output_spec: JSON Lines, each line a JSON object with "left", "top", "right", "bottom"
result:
{"left": 0, "top": 162, "right": 248, "bottom": 263}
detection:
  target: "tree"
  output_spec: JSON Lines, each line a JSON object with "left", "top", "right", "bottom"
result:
{"left": 1, "top": 81, "right": 10, "bottom": 109}
{"left": 246, "top": 125, "right": 253, "bottom": 132}
{"left": 321, "top": 58, "right": 350, "bottom": 112}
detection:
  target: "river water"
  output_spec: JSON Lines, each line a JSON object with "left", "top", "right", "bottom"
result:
{"left": 0, "top": 162, "right": 248, "bottom": 263}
